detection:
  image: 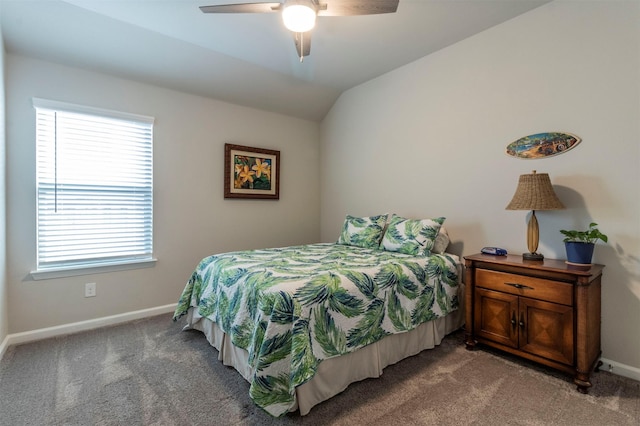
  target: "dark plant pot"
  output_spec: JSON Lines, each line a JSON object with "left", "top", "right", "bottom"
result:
{"left": 564, "top": 242, "right": 595, "bottom": 265}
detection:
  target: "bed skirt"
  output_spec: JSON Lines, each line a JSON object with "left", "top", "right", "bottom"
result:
{"left": 182, "top": 282, "right": 465, "bottom": 416}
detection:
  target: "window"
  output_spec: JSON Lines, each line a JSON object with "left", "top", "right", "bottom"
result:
{"left": 33, "top": 98, "right": 154, "bottom": 278}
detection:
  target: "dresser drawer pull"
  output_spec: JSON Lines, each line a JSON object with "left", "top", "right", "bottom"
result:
{"left": 505, "top": 282, "right": 534, "bottom": 290}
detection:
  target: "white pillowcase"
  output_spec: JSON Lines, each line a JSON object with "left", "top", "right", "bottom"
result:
{"left": 432, "top": 226, "right": 450, "bottom": 254}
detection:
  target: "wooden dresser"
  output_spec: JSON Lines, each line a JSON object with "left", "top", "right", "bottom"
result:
{"left": 464, "top": 253, "right": 604, "bottom": 393}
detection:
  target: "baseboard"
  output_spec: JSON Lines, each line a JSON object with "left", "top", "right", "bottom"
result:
{"left": 600, "top": 357, "right": 640, "bottom": 382}
{"left": 0, "top": 334, "right": 9, "bottom": 361}
{"left": 1, "top": 303, "right": 177, "bottom": 356}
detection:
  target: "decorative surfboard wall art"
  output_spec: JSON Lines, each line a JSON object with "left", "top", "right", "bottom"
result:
{"left": 506, "top": 132, "right": 581, "bottom": 159}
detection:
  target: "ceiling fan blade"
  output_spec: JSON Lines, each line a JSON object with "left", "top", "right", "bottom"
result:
{"left": 200, "top": 2, "right": 282, "bottom": 14}
{"left": 293, "top": 31, "right": 311, "bottom": 59}
{"left": 317, "top": 0, "right": 399, "bottom": 16}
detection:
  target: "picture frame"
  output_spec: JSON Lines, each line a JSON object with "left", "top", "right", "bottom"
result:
{"left": 224, "top": 143, "right": 280, "bottom": 199}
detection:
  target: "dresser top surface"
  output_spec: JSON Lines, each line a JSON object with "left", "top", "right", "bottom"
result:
{"left": 464, "top": 253, "right": 605, "bottom": 277}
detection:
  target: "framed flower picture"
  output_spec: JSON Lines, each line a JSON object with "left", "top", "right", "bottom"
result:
{"left": 224, "top": 143, "right": 280, "bottom": 199}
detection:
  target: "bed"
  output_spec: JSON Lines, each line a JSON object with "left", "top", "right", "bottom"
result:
{"left": 173, "top": 214, "right": 464, "bottom": 417}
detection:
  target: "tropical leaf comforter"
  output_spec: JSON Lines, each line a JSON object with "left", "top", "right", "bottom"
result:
{"left": 173, "top": 243, "right": 460, "bottom": 417}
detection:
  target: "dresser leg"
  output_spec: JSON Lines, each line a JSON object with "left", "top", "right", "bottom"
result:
{"left": 576, "top": 358, "right": 604, "bottom": 393}
{"left": 464, "top": 335, "right": 477, "bottom": 350}
{"left": 574, "top": 376, "right": 592, "bottom": 394}
{"left": 594, "top": 360, "right": 603, "bottom": 373}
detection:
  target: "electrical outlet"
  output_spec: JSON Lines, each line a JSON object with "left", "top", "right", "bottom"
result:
{"left": 85, "top": 282, "right": 96, "bottom": 298}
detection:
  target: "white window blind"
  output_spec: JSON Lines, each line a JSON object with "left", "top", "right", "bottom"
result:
{"left": 34, "top": 98, "right": 154, "bottom": 272}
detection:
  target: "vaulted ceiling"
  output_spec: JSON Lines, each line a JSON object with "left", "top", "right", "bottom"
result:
{"left": 1, "top": 0, "right": 550, "bottom": 121}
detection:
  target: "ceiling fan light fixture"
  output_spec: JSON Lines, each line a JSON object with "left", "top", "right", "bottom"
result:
{"left": 282, "top": 3, "right": 316, "bottom": 33}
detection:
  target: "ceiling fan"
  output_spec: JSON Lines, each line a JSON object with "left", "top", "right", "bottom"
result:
{"left": 200, "top": 0, "right": 400, "bottom": 61}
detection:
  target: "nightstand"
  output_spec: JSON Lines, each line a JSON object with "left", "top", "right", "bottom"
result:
{"left": 464, "top": 253, "right": 604, "bottom": 393}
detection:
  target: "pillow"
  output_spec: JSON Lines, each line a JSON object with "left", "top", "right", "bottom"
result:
{"left": 379, "top": 215, "right": 445, "bottom": 256}
{"left": 337, "top": 214, "right": 388, "bottom": 249}
{"left": 432, "top": 226, "right": 450, "bottom": 254}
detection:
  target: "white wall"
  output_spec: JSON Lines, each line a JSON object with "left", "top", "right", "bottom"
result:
{"left": 320, "top": 1, "right": 640, "bottom": 371}
{"left": 6, "top": 55, "right": 320, "bottom": 333}
{"left": 0, "top": 13, "right": 8, "bottom": 351}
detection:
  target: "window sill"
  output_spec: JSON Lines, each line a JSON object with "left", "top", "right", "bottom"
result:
{"left": 30, "top": 258, "right": 157, "bottom": 281}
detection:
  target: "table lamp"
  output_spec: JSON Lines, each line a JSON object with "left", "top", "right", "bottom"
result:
{"left": 506, "top": 170, "right": 565, "bottom": 260}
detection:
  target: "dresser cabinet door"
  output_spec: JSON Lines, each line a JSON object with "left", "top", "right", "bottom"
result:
{"left": 520, "top": 297, "right": 574, "bottom": 365}
{"left": 474, "top": 288, "right": 518, "bottom": 348}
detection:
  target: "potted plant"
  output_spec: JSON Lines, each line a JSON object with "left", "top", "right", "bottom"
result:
{"left": 560, "top": 222, "right": 608, "bottom": 265}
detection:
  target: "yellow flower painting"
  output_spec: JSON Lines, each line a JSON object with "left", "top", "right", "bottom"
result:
{"left": 234, "top": 155, "right": 271, "bottom": 190}
{"left": 225, "top": 144, "right": 279, "bottom": 199}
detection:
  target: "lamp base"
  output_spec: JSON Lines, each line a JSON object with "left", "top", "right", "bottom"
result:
{"left": 523, "top": 252, "right": 544, "bottom": 261}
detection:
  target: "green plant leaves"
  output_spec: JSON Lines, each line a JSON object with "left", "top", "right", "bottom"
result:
{"left": 560, "top": 222, "right": 608, "bottom": 244}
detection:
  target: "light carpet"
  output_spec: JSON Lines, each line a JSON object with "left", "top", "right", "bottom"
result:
{"left": 0, "top": 314, "right": 638, "bottom": 425}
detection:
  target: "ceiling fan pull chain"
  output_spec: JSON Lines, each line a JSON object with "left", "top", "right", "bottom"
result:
{"left": 300, "top": 32, "right": 304, "bottom": 63}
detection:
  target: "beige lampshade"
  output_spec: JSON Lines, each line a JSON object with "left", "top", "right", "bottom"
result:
{"left": 506, "top": 170, "right": 565, "bottom": 211}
